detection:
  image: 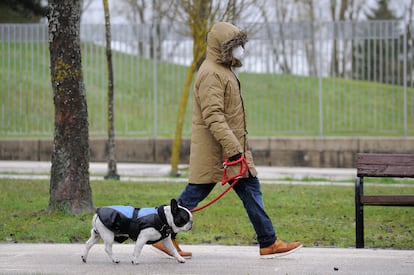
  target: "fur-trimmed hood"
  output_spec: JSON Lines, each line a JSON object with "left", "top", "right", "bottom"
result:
{"left": 206, "top": 22, "right": 248, "bottom": 67}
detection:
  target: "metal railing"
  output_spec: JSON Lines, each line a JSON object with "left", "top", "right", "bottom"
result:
{"left": 0, "top": 21, "right": 413, "bottom": 137}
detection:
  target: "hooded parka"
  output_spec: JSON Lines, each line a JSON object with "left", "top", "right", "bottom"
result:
{"left": 188, "top": 22, "right": 257, "bottom": 184}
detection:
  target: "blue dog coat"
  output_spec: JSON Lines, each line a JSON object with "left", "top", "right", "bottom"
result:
{"left": 96, "top": 205, "right": 172, "bottom": 243}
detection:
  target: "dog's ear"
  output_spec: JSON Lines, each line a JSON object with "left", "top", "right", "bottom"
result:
{"left": 170, "top": 198, "right": 179, "bottom": 215}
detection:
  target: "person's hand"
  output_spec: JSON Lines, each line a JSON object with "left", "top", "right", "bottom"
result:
{"left": 228, "top": 153, "right": 242, "bottom": 162}
{"left": 222, "top": 153, "right": 247, "bottom": 185}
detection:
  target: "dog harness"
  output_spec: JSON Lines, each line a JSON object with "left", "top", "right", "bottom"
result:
{"left": 96, "top": 205, "right": 172, "bottom": 244}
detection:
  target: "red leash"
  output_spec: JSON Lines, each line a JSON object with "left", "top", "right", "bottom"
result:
{"left": 190, "top": 155, "right": 248, "bottom": 213}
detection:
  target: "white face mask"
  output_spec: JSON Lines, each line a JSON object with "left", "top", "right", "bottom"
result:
{"left": 232, "top": 45, "right": 245, "bottom": 60}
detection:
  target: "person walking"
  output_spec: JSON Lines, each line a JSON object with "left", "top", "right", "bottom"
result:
{"left": 153, "top": 21, "right": 302, "bottom": 259}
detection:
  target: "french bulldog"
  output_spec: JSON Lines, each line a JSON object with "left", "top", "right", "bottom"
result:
{"left": 81, "top": 199, "right": 193, "bottom": 264}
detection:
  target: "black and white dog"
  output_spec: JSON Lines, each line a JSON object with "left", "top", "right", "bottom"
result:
{"left": 81, "top": 199, "right": 193, "bottom": 264}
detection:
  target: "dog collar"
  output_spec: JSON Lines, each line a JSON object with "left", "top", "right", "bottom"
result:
{"left": 157, "top": 206, "right": 173, "bottom": 236}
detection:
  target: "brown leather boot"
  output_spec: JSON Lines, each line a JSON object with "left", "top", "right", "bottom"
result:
{"left": 259, "top": 239, "right": 302, "bottom": 259}
{"left": 152, "top": 239, "right": 192, "bottom": 258}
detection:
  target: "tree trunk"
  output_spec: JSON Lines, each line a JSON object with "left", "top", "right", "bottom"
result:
{"left": 170, "top": 61, "right": 198, "bottom": 176}
{"left": 103, "top": 0, "right": 119, "bottom": 180}
{"left": 48, "top": 0, "right": 94, "bottom": 214}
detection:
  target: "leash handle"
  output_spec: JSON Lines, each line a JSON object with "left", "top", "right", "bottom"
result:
{"left": 190, "top": 154, "right": 249, "bottom": 213}
{"left": 221, "top": 154, "right": 249, "bottom": 185}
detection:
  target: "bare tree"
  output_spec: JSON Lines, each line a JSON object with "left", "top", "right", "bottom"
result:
{"left": 405, "top": 0, "right": 414, "bottom": 86}
{"left": 408, "top": 0, "right": 414, "bottom": 21}
{"left": 259, "top": 0, "right": 292, "bottom": 74}
{"left": 48, "top": 0, "right": 94, "bottom": 214}
{"left": 329, "top": 0, "right": 350, "bottom": 77}
{"left": 117, "top": 0, "right": 147, "bottom": 56}
{"left": 103, "top": 0, "right": 120, "bottom": 180}
{"left": 80, "top": 0, "right": 95, "bottom": 17}
{"left": 295, "top": 0, "right": 318, "bottom": 76}
{"left": 118, "top": 0, "right": 176, "bottom": 57}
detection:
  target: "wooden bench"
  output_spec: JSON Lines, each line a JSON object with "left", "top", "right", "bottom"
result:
{"left": 355, "top": 153, "right": 414, "bottom": 248}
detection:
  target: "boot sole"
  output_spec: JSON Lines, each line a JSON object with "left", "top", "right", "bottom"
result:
{"left": 260, "top": 244, "right": 303, "bottom": 259}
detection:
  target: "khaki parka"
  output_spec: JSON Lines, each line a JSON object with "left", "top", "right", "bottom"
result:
{"left": 188, "top": 22, "right": 257, "bottom": 184}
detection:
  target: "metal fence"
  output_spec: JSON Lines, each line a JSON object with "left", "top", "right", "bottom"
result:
{"left": 1, "top": 21, "right": 413, "bottom": 137}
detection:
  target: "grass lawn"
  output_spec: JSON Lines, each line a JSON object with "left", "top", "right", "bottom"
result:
{"left": 1, "top": 178, "right": 413, "bottom": 249}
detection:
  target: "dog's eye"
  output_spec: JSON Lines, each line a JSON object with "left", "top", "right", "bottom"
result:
{"left": 174, "top": 212, "right": 189, "bottom": 227}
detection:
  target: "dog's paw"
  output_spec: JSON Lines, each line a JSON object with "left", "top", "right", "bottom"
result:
{"left": 81, "top": 256, "right": 87, "bottom": 263}
{"left": 176, "top": 256, "right": 186, "bottom": 264}
{"left": 131, "top": 259, "right": 139, "bottom": 265}
{"left": 112, "top": 259, "right": 120, "bottom": 264}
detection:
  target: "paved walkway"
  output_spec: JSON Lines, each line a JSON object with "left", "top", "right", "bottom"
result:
{"left": 0, "top": 160, "right": 357, "bottom": 182}
{"left": 1, "top": 243, "right": 413, "bottom": 274}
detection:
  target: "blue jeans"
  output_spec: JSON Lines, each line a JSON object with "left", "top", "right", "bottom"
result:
{"left": 177, "top": 176, "right": 277, "bottom": 248}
